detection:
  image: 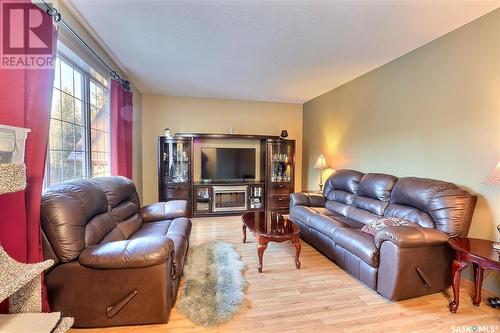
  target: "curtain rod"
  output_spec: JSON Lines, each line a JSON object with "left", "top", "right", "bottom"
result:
{"left": 39, "top": 0, "right": 131, "bottom": 91}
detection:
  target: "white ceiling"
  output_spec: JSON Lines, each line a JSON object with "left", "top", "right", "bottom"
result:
{"left": 65, "top": 0, "right": 499, "bottom": 103}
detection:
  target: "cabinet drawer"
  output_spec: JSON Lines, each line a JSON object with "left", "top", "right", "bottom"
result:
{"left": 270, "top": 183, "right": 293, "bottom": 195}
{"left": 268, "top": 194, "right": 291, "bottom": 209}
{"left": 163, "top": 185, "right": 190, "bottom": 200}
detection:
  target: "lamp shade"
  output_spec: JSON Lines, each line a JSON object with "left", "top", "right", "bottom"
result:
{"left": 483, "top": 160, "right": 500, "bottom": 185}
{"left": 314, "top": 155, "right": 329, "bottom": 170}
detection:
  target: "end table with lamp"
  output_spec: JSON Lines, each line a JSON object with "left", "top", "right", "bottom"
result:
{"left": 448, "top": 238, "right": 500, "bottom": 313}
{"left": 314, "top": 154, "right": 330, "bottom": 191}
{"left": 448, "top": 159, "right": 500, "bottom": 313}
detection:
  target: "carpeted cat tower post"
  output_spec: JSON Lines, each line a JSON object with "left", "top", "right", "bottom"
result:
{"left": 0, "top": 126, "right": 73, "bottom": 332}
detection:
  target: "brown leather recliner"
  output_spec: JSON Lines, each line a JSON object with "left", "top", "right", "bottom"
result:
{"left": 289, "top": 170, "right": 476, "bottom": 301}
{"left": 41, "top": 176, "right": 191, "bottom": 328}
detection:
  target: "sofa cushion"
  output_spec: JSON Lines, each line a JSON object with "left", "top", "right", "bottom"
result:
{"left": 357, "top": 173, "right": 398, "bottom": 202}
{"left": 79, "top": 237, "right": 174, "bottom": 269}
{"left": 345, "top": 206, "right": 380, "bottom": 225}
{"left": 323, "top": 169, "right": 364, "bottom": 195}
{"left": 340, "top": 217, "right": 367, "bottom": 230}
{"left": 352, "top": 196, "right": 389, "bottom": 217}
{"left": 85, "top": 211, "right": 118, "bottom": 247}
{"left": 307, "top": 214, "right": 348, "bottom": 239}
{"left": 92, "top": 176, "right": 140, "bottom": 209}
{"left": 310, "top": 207, "right": 336, "bottom": 216}
{"left": 289, "top": 205, "right": 316, "bottom": 224}
{"left": 141, "top": 201, "right": 187, "bottom": 222}
{"left": 346, "top": 173, "right": 398, "bottom": 225}
{"left": 322, "top": 170, "right": 363, "bottom": 216}
{"left": 325, "top": 199, "right": 351, "bottom": 216}
{"left": 93, "top": 176, "right": 143, "bottom": 239}
{"left": 130, "top": 217, "right": 192, "bottom": 274}
{"left": 383, "top": 203, "right": 434, "bottom": 228}
{"left": 130, "top": 220, "right": 170, "bottom": 238}
{"left": 389, "top": 177, "right": 476, "bottom": 236}
{"left": 332, "top": 228, "right": 379, "bottom": 267}
{"left": 361, "top": 217, "right": 419, "bottom": 236}
{"left": 41, "top": 179, "right": 113, "bottom": 262}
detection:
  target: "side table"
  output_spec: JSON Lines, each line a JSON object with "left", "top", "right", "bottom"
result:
{"left": 448, "top": 238, "right": 500, "bottom": 313}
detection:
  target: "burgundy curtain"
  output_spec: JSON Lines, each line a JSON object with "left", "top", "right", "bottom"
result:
{"left": 0, "top": 0, "right": 57, "bottom": 312}
{"left": 110, "top": 79, "right": 133, "bottom": 179}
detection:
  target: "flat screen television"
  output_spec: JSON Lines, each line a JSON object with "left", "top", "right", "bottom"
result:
{"left": 201, "top": 147, "right": 256, "bottom": 181}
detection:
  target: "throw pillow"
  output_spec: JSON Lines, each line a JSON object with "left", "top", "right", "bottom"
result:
{"left": 361, "top": 217, "right": 419, "bottom": 236}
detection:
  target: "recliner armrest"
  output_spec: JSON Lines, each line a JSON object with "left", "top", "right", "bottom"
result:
{"left": 290, "top": 192, "right": 326, "bottom": 207}
{"left": 309, "top": 192, "right": 326, "bottom": 207}
{"left": 290, "top": 192, "right": 310, "bottom": 206}
{"left": 140, "top": 200, "right": 187, "bottom": 222}
{"left": 79, "top": 237, "right": 174, "bottom": 269}
{"left": 374, "top": 226, "right": 449, "bottom": 249}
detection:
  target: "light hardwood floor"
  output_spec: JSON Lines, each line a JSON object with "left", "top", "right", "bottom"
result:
{"left": 73, "top": 216, "right": 499, "bottom": 333}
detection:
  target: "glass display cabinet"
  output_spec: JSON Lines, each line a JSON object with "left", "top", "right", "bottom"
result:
{"left": 162, "top": 141, "right": 190, "bottom": 184}
{"left": 266, "top": 139, "right": 295, "bottom": 213}
{"left": 194, "top": 186, "right": 211, "bottom": 213}
{"left": 269, "top": 142, "right": 294, "bottom": 183}
{"left": 248, "top": 184, "right": 264, "bottom": 210}
{"left": 158, "top": 137, "right": 192, "bottom": 215}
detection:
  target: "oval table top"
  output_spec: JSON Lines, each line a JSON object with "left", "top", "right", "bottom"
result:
{"left": 449, "top": 238, "right": 500, "bottom": 264}
{"left": 241, "top": 211, "right": 300, "bottom": 239}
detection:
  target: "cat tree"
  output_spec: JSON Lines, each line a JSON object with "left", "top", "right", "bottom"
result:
{"left": 0, "top": 124, "right": 73, "bottom": 332}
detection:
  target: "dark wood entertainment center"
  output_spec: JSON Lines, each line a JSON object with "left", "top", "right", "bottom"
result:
{"left": 158, "top": 133, "right": 295, "bottom": 217}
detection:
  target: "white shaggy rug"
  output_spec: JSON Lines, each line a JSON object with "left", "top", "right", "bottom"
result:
{"left": 178, "top": 241, "right": 248, "bottom": 327}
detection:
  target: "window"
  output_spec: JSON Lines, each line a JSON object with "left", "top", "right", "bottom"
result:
{"left": 44, "top": 55, "right": 110, "bottom": 187}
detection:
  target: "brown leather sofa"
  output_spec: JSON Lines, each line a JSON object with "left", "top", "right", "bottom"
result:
{"left": 41, "top": 176, "right": 191, "bottom": 328}
{"left": 289, "top": 170, "right": 476, "bottom": 301}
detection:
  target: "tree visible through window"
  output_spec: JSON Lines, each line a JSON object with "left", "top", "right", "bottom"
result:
{"left": 44, "top": 56, "right": 110, "bottom": 187}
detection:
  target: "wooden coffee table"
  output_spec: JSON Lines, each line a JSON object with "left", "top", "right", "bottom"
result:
{"left": 242, "top": 211, "right": 301, "bottom": 273}
{"left": 448, "top": 238, "right": 500, "bottom": 313}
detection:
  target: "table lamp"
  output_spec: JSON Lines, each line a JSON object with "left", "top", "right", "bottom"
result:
{"left": 314, "top": 154, "right": 329, "bottom": 191}
{"left": 482, "top": 160, "right": 500, "bottom": 251}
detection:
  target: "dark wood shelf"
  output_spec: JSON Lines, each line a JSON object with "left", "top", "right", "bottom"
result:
{"left": 158, "top": 135, "right": 295, "bottom": 216}
{"left": 158, "top": 136, "right": 192, "bottom": 142}
{"left": 174, "top": 132, "right": 281, "bottom": 140}
{"left": 194, "top": 181, "right": 265, "bottom": 186}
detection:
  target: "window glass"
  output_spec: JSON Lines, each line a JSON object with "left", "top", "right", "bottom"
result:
{"left": 44, "top": 56, "right": 110, "bottom": 188}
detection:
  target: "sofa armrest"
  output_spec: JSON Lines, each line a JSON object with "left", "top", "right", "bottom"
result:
{"left": 374, "top": 226, "right": 449, "bottom": 249}
{"left": 140, "top": 200, "right": 187, "bottom": 222}
{"left": 290, "top": 192, "right": 310, "bottom": 206}
{"left": 290, "top": 192, "right": 326, "bottom": 207}
{"left": 79, "top": 237, "right": 174, "bottom": 269}
{"left": 308, "top": 192, "right": 326, "bottom": 207}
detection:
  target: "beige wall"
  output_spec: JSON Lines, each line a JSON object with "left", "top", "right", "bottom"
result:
{"left": 132, "top": 92, "right": 143, "bottom": 199}
{"left": 58, "top": 1, "right": 143, "bottom": 199}
{"left": 303, "top": 9, "right": 500, "bottom": 292}
{"left": 142, "top": 95, "right": 303, "bottom": 204}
